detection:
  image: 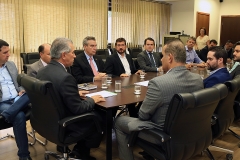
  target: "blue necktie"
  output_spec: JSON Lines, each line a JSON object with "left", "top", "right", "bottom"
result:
{"left": 149, "top": 52, "right": 156, "bottom": 67}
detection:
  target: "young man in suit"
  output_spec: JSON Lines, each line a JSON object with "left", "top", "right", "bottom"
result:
{"left": 104, "top": 37, "right": 141, "bottom": 77}
{"left": 229, "top": 41, "right": 240, "bottom": 79}
{"left": 114, "top": 39, "right": 204, "bottom": 160}
{"left": 27, "top": 43, "right": 51, "bottom": 78}
{"left": 223, "top": 40, "right": 234, "bottom": 60}
{"left": 71, "top": 36, "right": 106, "bottom": 83}
{"left": 37, "top": 37, "right": 106, "bottom": 160}
{"left": 0, "top": 39, "right": 31, "bottom": 160}
{"left": 137, "top": 37, "right": 162, "bottom": 72}
{"left": 204, "top": 46, "right": 232, "bottom": 88}
{"left": 199, "top": 39, "right": 218, "bottom": 62}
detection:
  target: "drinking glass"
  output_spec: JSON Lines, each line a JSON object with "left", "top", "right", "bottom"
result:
{"left": 107, "top": 74, "right": 112, "bottom": 83}
{"left": 101, "top": 77, "right": 108, "bottom": 89}
{"left": 226, "top": 63, "right": 230, "bottom": 71}
{"left": 134, "top": 85, "right": 141, "bottom": 95}
{"left": 115, "top": 80, "right": 121, "bottom": 93}
{"left": 140, "top": 70, "right": 145, "bottom": 79}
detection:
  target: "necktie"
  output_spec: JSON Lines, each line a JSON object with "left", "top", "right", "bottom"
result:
{"left": 149, "top": 52, "right": 156, "bottom": 67}
{"left": 229, "top": 62, "right": 240, "bottom": 73}
{"left": 90, "top": 57, "right": 98, "bottom": 76}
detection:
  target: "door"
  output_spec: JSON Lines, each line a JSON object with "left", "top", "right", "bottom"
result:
{"left": 196, "top": 12, "right": 210, "bottom": 37}
{"left": 220, "top": 16, "right": 240, "bottom": 46}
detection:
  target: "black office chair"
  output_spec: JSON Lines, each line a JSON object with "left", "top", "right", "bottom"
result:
{"left": 20, "top": 52, "right": 40, "bottom": 74}
{"left": 128, "top": 85, "right": 226, "bottom": 160}
{"left": 96, "top": 49, "right": 109, "bottom": 62}
{"left": 74, "top": 50, "right": 84, "bottom": 56}
{"left": 210, "top": 77, "right": 240, "bottom": 160}
{"left": 128, "top": 47, "right": 142, "bottom": 58}
{"left": 17, "top": 74, "right": 103, "bottom": 160}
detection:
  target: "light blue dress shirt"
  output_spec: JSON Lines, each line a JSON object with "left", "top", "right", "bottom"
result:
{"left": 0, "top": 64, "right": 18, "bottom": 102}
{"left": 185, "top": 46, "right": 203, "bottom": 64}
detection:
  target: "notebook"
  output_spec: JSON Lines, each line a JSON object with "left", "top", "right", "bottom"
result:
{"left": 78, "top": 83, "right": 97, "bottom": 90}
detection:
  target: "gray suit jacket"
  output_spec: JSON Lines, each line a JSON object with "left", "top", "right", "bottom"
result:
{"left": 128, "top": 66, "right": 204, "bottom": 131}
{"left": 0, "top": 61, "right": 24, "bottom": 101}
{"left": 27, "top": 59, "right": 44, "bottom": 78}
{"left": 137, "top": 51, "right": 162, "bottom": 72}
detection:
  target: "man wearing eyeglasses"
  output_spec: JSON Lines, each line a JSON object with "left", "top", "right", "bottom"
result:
{"left": 229, "top": 41, "right": 240, "bottom": 79}
{"left": 71, "top": 36, "right": 106, "bottom": 83}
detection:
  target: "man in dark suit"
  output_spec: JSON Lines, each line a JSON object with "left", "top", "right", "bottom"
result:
{"left": 104, "top": 37, "right": 141, "bottom": 77}
{"left": 223, "top": 40, "right": 234, "bottom": 60}
{"left": 27, "top": 43, "right": 51, "bottom": 78}
{"left": 137, "top": 37, "right": 162, "bottom": 72}
{"left": 37, "top": 37, "right": 106, "bottom": 160}
{"left": 114, "top": 39, "right": 203, "bottom": 160}
{"left": 71, "top": 36, "right": 106, "bottom": 83}
{"left": 199, "top": 39, "right": 218, "bottom": 62}
{"left": 204, "top": 46, "right": 231, "bottom": 88}
{"left": 230, "top": 41, "right": 240, "bottom": 79}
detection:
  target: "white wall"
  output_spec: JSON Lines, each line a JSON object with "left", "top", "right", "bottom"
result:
{"left": 170, "top": 0, "right": 240, "bottom": 43}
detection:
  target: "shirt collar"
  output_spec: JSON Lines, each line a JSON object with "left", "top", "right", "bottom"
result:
{"left": 117, "top": 52, "right": 126, "bottom": 58}
{"left": 210, "top": 67, "right": 224, "bottom": 75}
{"left": 40, "top": 58, "right": 48, "bottom": 67}
{"left": 84, "top": 51, "right": 92, "bottom": 60}
{"left": 57, "top": 61, "right": 67, "bottom": 72}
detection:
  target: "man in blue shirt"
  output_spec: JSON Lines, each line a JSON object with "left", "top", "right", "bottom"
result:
{"left": 0, "top": 39, "right": 31, "bottom": 160}
{"left": 204, "top": 46, "right": 231, "bottom": 88}
{"left": 185, "top": 37, "right": 206, "bottom": 69}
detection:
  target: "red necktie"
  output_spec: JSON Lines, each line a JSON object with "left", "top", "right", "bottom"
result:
{"left": 90, "top": 57, "right": 98, "bottom": 76}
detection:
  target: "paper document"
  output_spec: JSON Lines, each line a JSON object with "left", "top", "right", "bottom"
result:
{"left": 134, "top": 81, "right": 149, "bottom": 87}
{"left": 86, "top": 91, "right": 117, "bottom": 98}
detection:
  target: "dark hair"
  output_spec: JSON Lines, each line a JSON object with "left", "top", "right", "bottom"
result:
{"left": 0, "top": 39, "right": 9, "bottom": 51}
{"left": 164, "top": 38, "right": 186, "bottom": 63}
{"left": 234, "top": 41, "right": 240, "bottom": 48}
{"left": 209, "top": 46, "right": 227, "bottom": 64}
{"left": 225, "top": 40, "right": 234, "bottom": 45}
{"left": 187, "top": 36, "right": 196, "bottom": 42}
{"left": 115, "top": 38, "right": 126, "bottom": 46}
{"left": 209, "top": 39, "right": 218, "bottom": 45}
{"left": 199, "top": 27, "right": 207, "bottom": 35}
{"left": 38, "top": 44, "right": 45, "bottom": 54}
{"left": 144, "top": 37, "right": 155, "bottom": 45}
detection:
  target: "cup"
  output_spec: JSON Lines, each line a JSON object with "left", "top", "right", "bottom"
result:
{"left": 101, "top": 77, "right": 108, "bottom": 89}
{"left": 134, "top": 85, "right": 141, "bottom": 95}
{"left": 140, "top": 70, "right": 145, "bottom": 79}
{"left": 115, "top": 80, "right": 122, "bottom": 93}
{"left": 226, "top": 63, "right": 230, "bottom": 71}
{"left": 107, "top": 74, "right": 112, "bottom": 84}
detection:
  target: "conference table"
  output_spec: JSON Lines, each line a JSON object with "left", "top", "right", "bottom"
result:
{"left": 85, "top": 67, "right": 206, "bottom": 160}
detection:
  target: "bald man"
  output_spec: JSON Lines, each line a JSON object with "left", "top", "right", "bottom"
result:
{"left": 27, "top": 43, "right": 51, "bottom": 77}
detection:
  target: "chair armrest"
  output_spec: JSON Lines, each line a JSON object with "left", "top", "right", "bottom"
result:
{"left": 128, "top": 129, "right": 171, "bottom": 147}
{"left": 58, "top": 112, "right": 102, "bottom": 133}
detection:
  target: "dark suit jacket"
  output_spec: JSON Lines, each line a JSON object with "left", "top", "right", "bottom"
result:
{"left": 71, "top": 52, "right": 105, "bottom": 83}
{"left": 203, "top": 68, "right": 232, "bottom": 88}
{"left": 137, "top": 51, "right": 162, "bottom": 72}
{"left": 199, "top": 45, "right": 209, "bottom": 62}
{"left": 104, "top": 52, "right": 137, "bottom": 77}
{"left": 230, "top": 65, "right": 240, "bottom": 79}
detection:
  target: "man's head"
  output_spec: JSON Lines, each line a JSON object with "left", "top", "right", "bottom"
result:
{"left": 83, "top": 36, "right": 97, "bottom": 56}
{"left": 161, "top": 38, "right": 186, "bottom": 72}
{"left": 233, "top": 41, "right": 240, "bottom": 62}
{"left": 38, "top": 43, "right": 51, "bottom": 64}
{"left": 224, "top": 40, "right": 234, "bottom": 51}
{"left": 51, "top": 37, "right": 76, "bottom": 67}
{"left": 144, "top": 37, "right": 155, "bottom": 52}
{"left": 115, "top": 38, "right": 127, "bottom": 55}
{"left": 186, "top": 37, "right": 196, "bottom": 50}
{"left": 206, "top": 46, "right": 227, "bottom": 71}
{"left": 0, "top": 39, "right": 10, "bottom": 66}
{"left": 208, "top": 39, "right": 218, "bottom": 49}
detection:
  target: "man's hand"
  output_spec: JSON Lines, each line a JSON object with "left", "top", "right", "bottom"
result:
{"left": 185, "top": 63, "right": 192, "bottom": 70}
{"left": 135, "top": 70, "right": 142, "bottom": 74}
{"left": 94, "top": 73, "right": 107, "bottom": 81}
{"left": 79, "top": 90, "right": 89, "bottom": 98}
{"left": 91, "top": 95, "right": 106, "bottom": 103}
{"left": 18, "top": 90, "right": 25, "bottom": 96}
{"left": 197, "top": 62, "right": 206, "bottom": 68}
{"left": 120, "top": 73, "right": 129, "bottom": 77}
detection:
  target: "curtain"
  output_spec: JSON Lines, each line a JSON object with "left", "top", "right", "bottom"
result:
{"left": 111, "top": 0, "right": 171, "bottom": 50}
{"left": 0, "top": 0, "right": 107, "bottom": 71}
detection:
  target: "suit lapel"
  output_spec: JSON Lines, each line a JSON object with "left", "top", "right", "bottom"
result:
{"left": 81, "top": 53, "right": 93, "bottom": 72}
{"left": 113, "top": 53, "right": 124, "bottom": 69}
{"left": 144, "top": 51, "right": 152, "bottom": 64}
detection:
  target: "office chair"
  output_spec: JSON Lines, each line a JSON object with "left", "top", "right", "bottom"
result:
{"left": 128, "top": 47, "right": 142, "bottom": 58}
{"left": 18, "top": 74, "right": 103, "bottom": 160}
{"left": 128, "top": 85, "right": 225, "bottom": 160}
{"left": 74, "top": 50, "right": 84, "bottom": 56}
{"left": 210, "top": 76, "right": 240, "bottom": 160}
{"left": 96, "top": 49, "right": 109, "bottom": 62}
{"left": 20, "top": 52, "right": 40, "bottom": 73}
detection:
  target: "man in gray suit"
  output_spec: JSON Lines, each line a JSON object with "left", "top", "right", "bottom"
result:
{"left": 115, "top": 39, "right": 204, "bottom": 160}
{"left": 0, "top": 39, "right": 31, "bottom": 160}
{"left": 27, "top": 43, "right": 51, "bottom": 77}
{"left": 137, "top": 37, "right": 162, "bottom": 72}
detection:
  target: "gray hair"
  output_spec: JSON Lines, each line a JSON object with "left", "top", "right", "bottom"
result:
{"left": 82, "top": 36, "right": 96, "bottom": 46}
{"left": 164, "top": 39, "right": 186, "bottom": 63}
{"left": 51, "top": 37, "right": 73, "bottom": 59}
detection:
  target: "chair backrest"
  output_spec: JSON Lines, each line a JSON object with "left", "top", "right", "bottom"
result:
{"left": 74, "top": 49, "right": 84, "bottom": 56}
{"left": 17, "top": 74, "right": 66, "bottom": 144}
{"left": 27, "top": 52, "right": 40, "bottom": 64}
{"left": 20, "top": 53, "right": 28, "bottom": 64}
{"left": 96, "top": 49, "right": 109, "bottom": 62}
{"left": 163, "top": 84, "right": 227, "bottom": 160}
{"left": 128, "top": 47, "right": 142, "bottom": 58}
{"left": 212, "top": 76, "right": 240, "bottom": 139}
